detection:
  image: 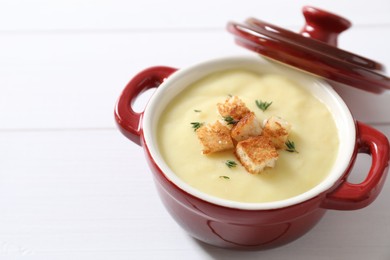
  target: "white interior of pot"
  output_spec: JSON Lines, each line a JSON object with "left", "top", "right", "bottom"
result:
{"left": 143, "top": 55, "right": 356, "bottom": 210}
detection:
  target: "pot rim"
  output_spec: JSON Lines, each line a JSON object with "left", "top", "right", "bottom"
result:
{"left": 142, "top": 55, "right": 356, "bottom": 210}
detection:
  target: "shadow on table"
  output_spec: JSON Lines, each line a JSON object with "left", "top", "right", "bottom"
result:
{"left": 191, "top": 237, "right": 309, "bottom": 260}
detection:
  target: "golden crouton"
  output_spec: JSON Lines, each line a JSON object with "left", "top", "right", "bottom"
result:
{"left": 231, "top": 112, "right": 262, "bottom": 142}
{"left": 217, "top": 95, "right": 250, "bottom": 120}
{"left": 262, "top": 116, "right": 291, "bottom": 149}
{"left": 235, "top": 136, "right": 278, "bottom": 174}
{"left": 196, "top": 121, "right": 234, "bottom": 154}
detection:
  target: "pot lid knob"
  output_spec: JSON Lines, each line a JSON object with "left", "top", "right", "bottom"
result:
{"left": 300, "top": 6, "right": 351, "bottom": 46}
{"left": 227, "top": 6, "right": 390, "bottom": 93}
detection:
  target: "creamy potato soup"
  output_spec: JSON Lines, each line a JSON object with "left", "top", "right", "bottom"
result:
{"left": 157, "top": 69, "right": 339, "bottom": 203}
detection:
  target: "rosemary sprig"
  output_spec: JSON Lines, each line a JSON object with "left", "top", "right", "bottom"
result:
{"left": 194, "top": 109, "right": 201, "bottom": 112}
{"left": 285, "top": 140, "right": 298, "bottom": 153}
{"left": 225, "top": 160, "right": 238, "bottom": 168}
{"left": 255, "top": 100, "right": 273, "bottom": 112}
{"left": 223, "top": 116, "right": 239, "bottom": 125}
{"left": 190, "top": 122, "right": 204, "bottom": 131}
{"left": 219, "top": 176, "right": 230, "bottom": 180}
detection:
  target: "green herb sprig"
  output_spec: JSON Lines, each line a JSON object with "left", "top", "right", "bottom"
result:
{"left": 223, "top": 116, "right": 239, "bottom": 125}
{"left": 225, "top": 160, "right": 238, "bottom": 168}
{"left": 191, "top": 122, "right": 204, "bottom": 131}
{"left": 285, "top": 140, "right": 298, "bottom": 153}
{"left": 219, "top": 176, "right": 230, "bottom": 180}
{"left": 255, "top": 100, "right": 273, "bottom": 112}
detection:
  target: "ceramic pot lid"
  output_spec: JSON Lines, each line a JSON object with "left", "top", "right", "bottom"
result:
{"left": 227, "top": 6, "right": 390, "bottom": 93}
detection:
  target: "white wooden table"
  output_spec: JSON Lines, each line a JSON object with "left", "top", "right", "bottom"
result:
{"left": 0, "top": 1, "right": 389, "bottom": 259}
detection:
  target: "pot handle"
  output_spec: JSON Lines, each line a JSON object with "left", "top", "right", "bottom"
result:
{"left": 114, "top": 66, "right": 177, "bottom": 146}
{"left": 321, "top": 121, "right": 389, "bottom": 210}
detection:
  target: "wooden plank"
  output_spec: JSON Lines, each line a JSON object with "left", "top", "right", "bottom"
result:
{"left": 0, "top": 30, "right": 245, "bottom": 129}
{"left": 0, "top": 130, "right": 179, "bottom": 256}
{"left": 0, "top": 0, "right": 389, "bottom": 31}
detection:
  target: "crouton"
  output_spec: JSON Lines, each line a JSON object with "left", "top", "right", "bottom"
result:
{"left": 217, "top": 95, "right": 250, "bottom": 120}
{"left": 196, "top": 120, "right": 234, "bottom": 154}
{"left": 231, "top": 112, "right": 262, "bottom": 142}
{"left": 262, "top": 116, "right": 291, "bottom": 149}
{"left": 235, "top": 136, "right": 278, "bottom": 174}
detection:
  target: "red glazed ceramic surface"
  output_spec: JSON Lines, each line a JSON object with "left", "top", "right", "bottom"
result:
{"left": 227, "top": 6, "right": 390, "bottom": 93}
{"left": 114, "top": 7, "right": 390, "bottom": 249}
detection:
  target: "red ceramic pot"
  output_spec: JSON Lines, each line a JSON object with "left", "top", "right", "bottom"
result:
{"left": 114, "top": 7, "right": 390, "bottom": 250}
{"left": 115, "top": 56, "right": 389, "bottom": 249}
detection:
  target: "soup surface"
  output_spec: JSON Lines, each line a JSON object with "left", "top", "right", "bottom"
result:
{"left": 157, "top": 69, "right": 339, "bottom": 203}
